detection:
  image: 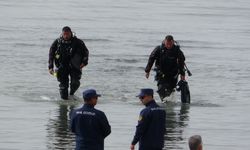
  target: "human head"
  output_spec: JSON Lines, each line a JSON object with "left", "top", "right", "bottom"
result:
{"left": 82, "top": 89, "right": 101, "bottom": 106}
{"left": 136, "top": 88, "right": 154, "bottom": 105}
{"left": 62, "top": 26, "right": 72, "bottom": 41}
{"left": 189, "top": 135, "right": 202, "bottom": 150}
{"left": 164, "top": 35, "right": 174, "bottom": 49}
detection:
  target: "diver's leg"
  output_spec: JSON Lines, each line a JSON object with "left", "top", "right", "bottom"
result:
{"left": 57, "top": 68, "right": 69, "bottom": 100}
{"left": 157, "top": 77, "right": 176, "bottom": 102}
{"left": 157, "top": 79, "right": 171, "bottom": 101}
{"left": 69, "top": 68, "right": 82, "bottom": 96}
{"left": 157, "top": 83, "right": 165, "bottom": 101}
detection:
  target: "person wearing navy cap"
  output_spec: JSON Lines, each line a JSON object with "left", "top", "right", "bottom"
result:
{"left": 130, "top": 88, "right": 166, "bottom": 150}
{"left": 70, "top": 89, "right": 111, "bottom": 150}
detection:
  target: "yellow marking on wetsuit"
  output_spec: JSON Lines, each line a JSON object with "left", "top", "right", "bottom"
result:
{"left": 55, "top": 54, "right": 60, "bottom": 59}
{"left": 138, "top": 115, "right": 143, "bottom": 121}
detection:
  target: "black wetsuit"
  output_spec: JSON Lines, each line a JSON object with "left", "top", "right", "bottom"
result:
{"left": 145, "top": 44, "right": 185, "bottom": 99}
{"left": 48, "top": 36, "right": 89, "bottom": 99}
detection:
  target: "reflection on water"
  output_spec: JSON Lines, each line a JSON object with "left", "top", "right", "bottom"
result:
{"left": 46, "top": 104, "right": 76, "bottom": 150}
{"left": 164, "top": 103, "right": 190, "bottom": 150}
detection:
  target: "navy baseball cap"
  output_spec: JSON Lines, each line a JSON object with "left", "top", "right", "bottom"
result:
{"left": 82, "top": 89, "right": 101, "bottom": 100}
{"left": 136, "top": 88, "right": 154, "bottom": 97}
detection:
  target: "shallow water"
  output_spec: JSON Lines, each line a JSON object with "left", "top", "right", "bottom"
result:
{"left": 1, "top": 0, "right": 250, "bottom": 149}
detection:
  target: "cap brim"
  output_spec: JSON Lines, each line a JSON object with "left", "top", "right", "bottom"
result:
{"left": 136, "top": 93, "right": 144, "bottom": 97}
{"left": 83, "top": 94, "right": 101, "bottom": 99}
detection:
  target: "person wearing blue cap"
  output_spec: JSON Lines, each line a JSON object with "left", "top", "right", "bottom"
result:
{"left": 70, "top": 89, "right": 111, "bottom": 150}
{"left": 130, "top": 88, "right": 166, "bottom": 150}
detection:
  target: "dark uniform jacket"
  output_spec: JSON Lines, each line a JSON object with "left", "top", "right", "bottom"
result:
{"left": 48, "top": 36, "right": 89, "bottom": 70}
{"left": 70, "top": 104, "right": 111, "bottom": 150}
{"left": 132, "top": 100, "right": 166, "bottom": 150}
{"left": 145, "top": 44, "right": 185, "bottom": 76}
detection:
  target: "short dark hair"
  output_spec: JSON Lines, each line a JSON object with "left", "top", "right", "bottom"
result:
{"left": 189, "top": 135, "right": 202, "bottom": 150}
{"left": 62, "top": 26, "right": 71, "bottom": 32}
{"left": 165, "top": 35, "right": 174, "bottom": 41}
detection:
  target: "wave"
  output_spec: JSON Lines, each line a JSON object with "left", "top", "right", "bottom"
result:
{"left": 14, "top": 43, "right": 38, "bottom": 47}
{"left": 104, "top": 58, "right": 139, "bottom": 63}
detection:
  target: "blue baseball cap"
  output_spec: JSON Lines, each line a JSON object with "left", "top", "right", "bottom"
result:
{"left": 82, "top": 89, "right": 101, "bottom": 100}
{"left": 136, "top": 88, "right": 154, "bottom": 97}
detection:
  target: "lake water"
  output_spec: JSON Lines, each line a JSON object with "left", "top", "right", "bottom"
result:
{"left": 0, "top": 0, "right": 250, "bottom": 149}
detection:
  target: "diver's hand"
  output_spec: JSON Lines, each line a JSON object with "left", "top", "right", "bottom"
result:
{"left": 80, "top": 63, "right": 85, "bottom": 69}
{"left": 145, "top": 72, "right": 150, "bottom": 79}
{"left": 180, "top": 75, "right": 185, "bottom": 80}
{"left": 130, "top": 145, "right": 135, "bottom": 150}
{"left": 49, "top": 68, "right": 54, "bottom": 75}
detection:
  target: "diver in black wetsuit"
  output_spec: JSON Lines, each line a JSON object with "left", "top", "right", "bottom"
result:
{"left": 145, "top": 35, "right": 186, "bottom": 101}
{"left": 48, "top": 26, "right": 89, "bottom": 100}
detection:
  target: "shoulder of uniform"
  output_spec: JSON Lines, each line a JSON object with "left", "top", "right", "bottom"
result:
{"left": 71, "top": 107, "right": 81, "bottom": 115}
{"left": 75, "top": 106, "right": 83, "bottom": 111}
{"left": 150, "top": 106, "right": 165, "bottom": 111}
{"left": 94, "top": 108, "right": 105, "bottom": 115}
{"left": 140, "top": 107, "right": 150, "bottom": 115}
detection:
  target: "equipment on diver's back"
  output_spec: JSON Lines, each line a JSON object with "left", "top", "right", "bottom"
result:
{"left": 176, "top": 80, "right": 190, "bottom": 103}
{"left": 184, "top": 63, "right": 192, "bottom": 76}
